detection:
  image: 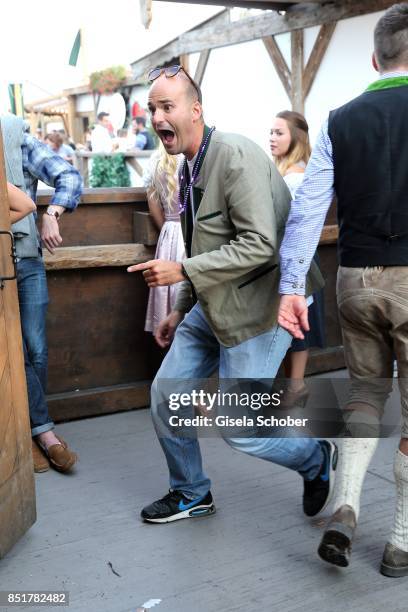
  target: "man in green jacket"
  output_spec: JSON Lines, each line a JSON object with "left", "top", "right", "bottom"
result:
{"left": 129, "top": 66, "right": 337, "bottom": 524}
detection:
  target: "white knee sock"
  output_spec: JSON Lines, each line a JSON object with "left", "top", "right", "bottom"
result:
{"left": 333, "top": 436, "right": 379, "bottom": 520}
{"left": 331, "top": 408, "right": 380, "bottom": 520}
{"left": 390, "top": 450, "right": 408, "bottom": 552}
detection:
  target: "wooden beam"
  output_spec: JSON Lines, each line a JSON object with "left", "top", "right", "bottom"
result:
{"left": 131, "top": 10, "right": 229, "bottom": 80}
{"left": 140, "top": 0, "right": 152, "bottom": 28}
{"left": 178, "top": 0, "right": 395, "bottom": 55}
{"left": 66, "top": 94, "right": 81, "bottom": 143}
{"left": 47, "top": 382, "right": 151, "bottom": 422}
{"left": 43, "top": 244, "right": 155, "bottom": 271}
{"left": 133, "top": 211, "right": 159, "bottom": 245}
{"left": 159, "top": 0, "right": 300, "bottom": 3}
{"left": 291, "top": 29, "right": 304, "bottom": 113}
{"left": 127, "top": 157, "right": 144, "bottom": 177}
{"left": 37, "top": 187, "right": 147, "bottom": 205}
{"left": 262, "top": 37, "right": 291, "bottom": 98}
{"left": 194, "top": 49, "right": 211, "bottom": 86}
{"left": 319, "top": 224, "right": 339, "bottom": 245}
{"left": 180, "top": 54, "right": 190, "bottom": 73}
{"left": 160, "top": 0, "right": 296, "bottom": 9}
{"left": 303, "top": 22, "right": 337, "bottom": 99}
{"left": 307, "top": 346, "right": 345, "bottom": 376}
{"left": 75, "top": 150, "right": 152, "bottom": 158}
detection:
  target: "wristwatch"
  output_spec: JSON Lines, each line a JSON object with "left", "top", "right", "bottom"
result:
{"left": 46, "top": 208, "right": 60, "bottom": 221}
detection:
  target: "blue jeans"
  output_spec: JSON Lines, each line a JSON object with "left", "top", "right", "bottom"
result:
{"left": 151, "top": 303, "right": 323, "bottom": 499}
{"left": 17, "top": 256, "right": 54, "bottom": 436}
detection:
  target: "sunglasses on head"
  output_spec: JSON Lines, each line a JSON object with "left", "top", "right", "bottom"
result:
{"left": 148, "top": 65, "right": 202, "bottom": 104}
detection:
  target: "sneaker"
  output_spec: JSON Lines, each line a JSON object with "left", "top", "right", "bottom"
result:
{"left": 141, "top": 490, "right": 216, "bottom": 523}
{"left": 303, "top": 440, "right": 338, "bottom": 517}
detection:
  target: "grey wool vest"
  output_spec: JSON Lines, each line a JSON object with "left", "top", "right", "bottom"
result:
{"left": 1, "top": 115, "right": 39, "bottom": 258}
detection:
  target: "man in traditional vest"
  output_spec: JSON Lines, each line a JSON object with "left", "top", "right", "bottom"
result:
{"left": 278, "top": 3, "right": 408, "bottom": 577}
{"left": 1, "top": 115, "right": 82, "bottom": 473}
{"left": 128, "top": 66, "right": 338, "bottom": 525}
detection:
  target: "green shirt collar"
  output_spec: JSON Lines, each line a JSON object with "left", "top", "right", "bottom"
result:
{"left": 366, "top": 75, "right": 408, "bottom": 92}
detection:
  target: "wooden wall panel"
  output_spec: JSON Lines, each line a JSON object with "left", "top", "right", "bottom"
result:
{"left": 46, "top": 268, "right": 155, "bottom": 394}
{"left": 37, "top": 194, "right": 148, "bottom": 247}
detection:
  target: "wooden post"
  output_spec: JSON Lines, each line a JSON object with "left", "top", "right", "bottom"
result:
{"left": 67, "top": 95, "right": 81, "bottom": 143}
{"left": 291, "top": 29, "right": 304, "bottom": 114}
{"left": 180, "top": 54, "right": 190, "bottom": 73}
{"left": 262, "top": 36, "right": 291, "bottom": 98}
{"left": 194, "top": 49, "right": 211, "bottom": 86}
{"left": 303, "top": 22, "right": 337, "bottom": 99}
{"left": 28, "top": 112, "right": 37, "bottom": 137}
{"left": 0, "top": 126, "right": 36, "bottom": 558}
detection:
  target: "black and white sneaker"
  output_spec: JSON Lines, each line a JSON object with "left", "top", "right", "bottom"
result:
{"left": 141, "top": 490, "right": 216, "bottom": 523}
{"left": 303, "top": 440, "right": 338, "bottom": 517}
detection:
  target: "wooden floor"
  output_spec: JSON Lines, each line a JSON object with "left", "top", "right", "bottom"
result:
{"left": 1, "top": 408, "right": 407, "bottom": 612}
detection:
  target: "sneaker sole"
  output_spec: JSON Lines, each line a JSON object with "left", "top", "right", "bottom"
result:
{"left": 142, "top": 504, "right": 216, "bottom": 524}
{"left": 318, "top": 530, "right": 350, "bottom": 567}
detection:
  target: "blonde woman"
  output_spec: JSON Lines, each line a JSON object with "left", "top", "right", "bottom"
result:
{"left": 143, "top": 144, "right": 185, "bottom": 336}
{"left": 270, "top": 111, "right": 325, "bottom": 405}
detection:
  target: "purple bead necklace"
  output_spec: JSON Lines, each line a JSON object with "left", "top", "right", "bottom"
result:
{"left": 178, "top": 126, "right": 215, "bottom": 214}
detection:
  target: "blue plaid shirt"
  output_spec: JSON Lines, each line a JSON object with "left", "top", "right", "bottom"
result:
{"left": 279, "top": 71, "right": 408, "bottom": 295}
{"left": 22, "top": 134, "right": 83, "bottom": 209}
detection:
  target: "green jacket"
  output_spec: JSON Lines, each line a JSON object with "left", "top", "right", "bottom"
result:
{"left": 175, "top": 130, "right": 324, "bottom": 347}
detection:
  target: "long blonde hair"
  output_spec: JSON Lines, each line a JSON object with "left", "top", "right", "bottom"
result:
{"left": 273, "top": 111, "right": 311, "bottom": 177}
{"left": 151, "top": 142, "right": 179, "bottom": 211}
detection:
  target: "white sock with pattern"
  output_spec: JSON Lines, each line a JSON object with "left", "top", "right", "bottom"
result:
{"left": 390, "top": 449, "right": 408, "bottom": 552}
{"left": 332, "top": 436, "right": 379, "bottom": 520}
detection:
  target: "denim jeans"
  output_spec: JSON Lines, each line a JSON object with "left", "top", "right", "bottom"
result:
{"left": 17, "top": 256, "right": 54, "bottom": 436}
{"left": 151, "top": 303, "right": 323, "bottom": 499}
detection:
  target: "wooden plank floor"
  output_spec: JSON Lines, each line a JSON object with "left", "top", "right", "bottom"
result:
{"left": 0, "top": 408, "right": 406, "bottom": 612}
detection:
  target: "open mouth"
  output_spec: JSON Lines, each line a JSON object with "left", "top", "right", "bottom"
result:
{"left": 158, "top": 128, "right": 175, "bottom": 146}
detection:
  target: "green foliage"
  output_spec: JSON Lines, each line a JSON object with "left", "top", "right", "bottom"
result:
{"left": 89, "top": 65, "right": 127, "bottom": 94}
{"left": 90, "top": 154, "right": 131, "bottom": 188}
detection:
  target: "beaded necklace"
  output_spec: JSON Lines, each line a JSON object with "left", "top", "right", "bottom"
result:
{"left": 178, "top": 126, "right": 216, "bottom": 214}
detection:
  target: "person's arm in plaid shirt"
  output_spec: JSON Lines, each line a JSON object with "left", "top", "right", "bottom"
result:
{"left": 22, "top": 134, "right": 83, "bottom": 253}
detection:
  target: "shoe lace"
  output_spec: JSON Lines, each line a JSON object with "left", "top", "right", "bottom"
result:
{"left": 161, "top": 490, "right": 183, "bottom": 503}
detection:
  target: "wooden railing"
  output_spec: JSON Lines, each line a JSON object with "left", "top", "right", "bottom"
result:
{"left": 37, "top": 187, "right": 343, "bottom": 421}
{"left": 75, "top": 150, "right": 153, "bottom": 187}
{"left": 38, "top": 187, "right": 159, "bottom": 422}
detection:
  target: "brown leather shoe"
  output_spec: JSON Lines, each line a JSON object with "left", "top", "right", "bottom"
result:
{"left": 318, "top": 504, "right": 357, "bottom": 567}
{"left": 32, "top": 439, "right": 50, "bottom": 473}
{"left": 46, "top": 435, "right": 78, "bottom": 473}
{"left": 381, "top": 543, "right": 408, "bottom": 577}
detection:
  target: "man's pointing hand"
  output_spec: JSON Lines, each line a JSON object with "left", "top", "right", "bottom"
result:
{"left": 128, "top": 259, "right": 184, "bottom": 287}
